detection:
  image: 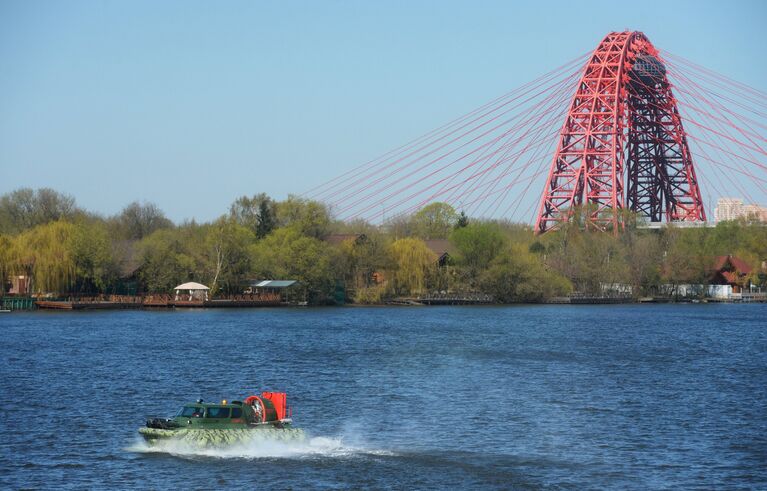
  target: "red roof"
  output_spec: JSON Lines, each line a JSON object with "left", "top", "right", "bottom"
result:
{"left": 711, "top": 255, "right": 752, "bottom": 274}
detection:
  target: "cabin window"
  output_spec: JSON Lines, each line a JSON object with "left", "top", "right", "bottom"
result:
{"left": 205, "top": 407, "right": 231, "bottom": 418}
{"left": 178, "top": 406, "right": 204, "bottom": 417}
{"left": 231, "top": 407, "right": 242, "bottom": 418}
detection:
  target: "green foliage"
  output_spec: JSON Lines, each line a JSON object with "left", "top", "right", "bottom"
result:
{"left": 543, "top": 225, "right": 630, "bottom": 293}
{"left": 11, "top": 221, "right": 77, "bottom": 293}
{"left": 138, "top": 227, "right": 203, "bottom": 293}
{"left": 450, "top": 222, "right": 507, "bottom": 282}
{"left": 409, "top": 202, "right": 458, "bottom": 239}
{"left": 250, "top": 228, "right": 336, "bottom": 303}
{"left": 336, "top": 232, "right": 391, "bottom": 291}
{"left": 0, "top": 234, "right": 13, "bottom": 294}
{"left": 3, "top": 187, "right": 765, "bottom": 304}
{"left": 353, "top": 284, "right": 387, "bottom": 304}
{"left": 275, "top": 195, "right": 331, "bottom": 239}
{"left": 480, "top": 244, "right": 572, "bottom": 302}
{"left": 455, "top": 210, "right": 469, "bottom": 229}
{"left": 229, "top": 193, "right": 276, "bottom": 239}
{"left": 659, "top": 227, "right": 708, "bottom": 286}
{"left": 387, "top": 238, "right": 437, "bottom": 295}
{"left": 111, "top": 201, "right": 173, "bottom": 240}
{"left": 203, "top": 218, "right": 256, "bottom": 295}
{"left": 70, "top": 219, "right": 120, "bottom": 293}
{"left": 0, "top": 188, "right": 78, "bottom": 234}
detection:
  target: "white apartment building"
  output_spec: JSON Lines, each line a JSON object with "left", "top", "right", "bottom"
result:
{"left": 714, "top": 197, "right": 767, "bottom": 222}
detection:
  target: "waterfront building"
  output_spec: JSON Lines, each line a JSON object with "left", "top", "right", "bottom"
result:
{"left": 709, "top": 255, "right": 753, "bottom": 294}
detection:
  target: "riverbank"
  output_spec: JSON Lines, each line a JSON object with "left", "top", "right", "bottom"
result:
{"left": 3, "top": 291, "right": 765, "bottom": 312}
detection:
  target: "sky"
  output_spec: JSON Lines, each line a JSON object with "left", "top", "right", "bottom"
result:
{"left": 1, "top": 0, "right": 765, "bottom": 223}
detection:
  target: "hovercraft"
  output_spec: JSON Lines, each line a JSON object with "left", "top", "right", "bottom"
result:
{"left": 138, "top": 391, "right": 304, "bottom": 447}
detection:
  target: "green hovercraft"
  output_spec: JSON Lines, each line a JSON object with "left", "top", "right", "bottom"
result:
{"left": 139, "top": 392, "right": 305, "bottom": 447}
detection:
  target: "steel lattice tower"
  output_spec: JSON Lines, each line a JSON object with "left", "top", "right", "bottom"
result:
{"left": 535, "top": 31, "right": 706, "bottom": 233}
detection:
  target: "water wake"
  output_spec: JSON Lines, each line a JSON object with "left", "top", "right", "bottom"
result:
{"left": 127, "top": 435, "right": 394, "bottom": 460}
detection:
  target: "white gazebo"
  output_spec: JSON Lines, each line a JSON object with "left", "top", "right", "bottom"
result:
{"left": 174, "top": 282, "right": 210, "bottom": 302}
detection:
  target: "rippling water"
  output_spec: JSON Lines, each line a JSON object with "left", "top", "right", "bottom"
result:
{"left": 1, "top": 305, "right": 765, "bottom": 489}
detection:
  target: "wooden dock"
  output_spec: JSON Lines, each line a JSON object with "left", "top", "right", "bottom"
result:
{"left": 35, "top": 293, "right": 283, "bottom": 310}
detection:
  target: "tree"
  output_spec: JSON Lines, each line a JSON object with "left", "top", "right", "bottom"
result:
{"left": 450, "top": 222, "right": 507, "bottom": 282}
{"left": 11, "top": 221, "right": 77, "bottom": 293}
{"left": 336, "top": 232, "right": 391, "bottom": 290}
{"left": 70, "top": 220, "right": 119, "bottom": 293}
{"left": 250, "top": 228, "right": 336, "bottom": 303}
{"left": 622, "top": 231, "right": 662, "bottom": 296}
{"left": 0, "top": 234, "right": 12, "bottom": 295}
{"left": 455, "top": 210, "right": 469, "bottom": 229}
{"left": 229, "top": 193, "right": 276, "bottom": 239}
{"left": 480, "top": 244, "right": 571, "bottom": 302}
{"left": 660, "top": 226, "right": 708, "bottom": 290}
{"left": 138, "top": 227, "right": 201, "bottom": 292}
{"left": 113, "top": 201, "right": 173, "bottom": 240}
{"left": 542, "top": 224, "right": 629, "bottom": 294}
{"left": 202, "top": 217, "right": 255, "bottom": 295}
{"left": 409, "top": 202, "right": 458, "bottom": 239}
{"left": 256, "top": 199, "right": 276, "bottom": 239}
{"left": 387, "top": 238, "right": 437, "bottom": 295}
{"left": 0, "top": 188, "right": 77, "bottom": 234}
{"left": 275, "top": 195, "right": 331, "bottom": 239}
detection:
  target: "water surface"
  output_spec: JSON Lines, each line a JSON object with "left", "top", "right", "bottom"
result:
{"left": 1, "top": 305, "right": 765, "bottom": 489}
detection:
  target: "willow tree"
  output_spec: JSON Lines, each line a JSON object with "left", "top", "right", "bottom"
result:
{"left": 12, "top": 221, "right": 77, "bottom": 294}
{"left": 387, "top": 238, "right": 437, "bottom": 296}
{"left": 0, "top": 234, "right": 12, "bottom": 295}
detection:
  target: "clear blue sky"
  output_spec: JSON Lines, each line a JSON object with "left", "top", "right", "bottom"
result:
{"left": 1, "top": 0, "right": 765, "bottom": 222}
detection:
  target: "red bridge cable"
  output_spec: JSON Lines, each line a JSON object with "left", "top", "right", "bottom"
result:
{"left": 314, "top": 55, "right": 589, "bottom": 204}
{"left": 348, "top": 80, "right": 577, "bottom": 222}
{"left": 440, "top": 73, "right": 579, "bottom": 213}
{"left": 669, "top": 71, "right": 767, "bottom": 183}
{"left": 484, "top": 123, "right": 564, "bottom": 219}
{"left": 351, "top": 116, "right": 564, "bottom": 223}
{"left": 448, "top": 82, "right": 576, "bottom": 216}
{"left": 471, "top": 87, "right": 575, "bottom": 218}
{"left": 662, "top": 50, "right": 767, "bottom": 103}
{"left": 664, "top": 54, "right": 767, "bottom": 112}
{"left": 393, "top": 123, "right": 564, "bottom": 222}
{"left": 668, "top": 64, "right": 767, "bottom": 153}
{"left": 333, "top": 72, "right": 581, "bottom": 218}
{"left": 325, "top": 72, "right": 574, "bottom": 211}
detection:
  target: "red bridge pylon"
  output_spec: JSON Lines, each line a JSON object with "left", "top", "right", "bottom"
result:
{"left": 535, "top": 31, "right": 706, "bottom": 233}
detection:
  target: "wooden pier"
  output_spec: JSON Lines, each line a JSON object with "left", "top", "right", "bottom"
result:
{"left": 35, "top": 293, "right": 282, "bottom": 310}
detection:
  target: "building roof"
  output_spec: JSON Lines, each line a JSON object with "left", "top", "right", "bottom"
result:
{"left": 423, "top": 239, "right": 455, "bottom": 256}
{"left": 251, "top": 280, "right": 297, "bottom": 288}
{"left": 711, "top": 255, "right": 752, "bottom": 274}
{"left": 174, "top": 282, "right": 210, "bottom": 290}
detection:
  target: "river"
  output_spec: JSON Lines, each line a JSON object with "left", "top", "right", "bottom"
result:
{"left": 1, "top": 305, "right": 765, "bottom": 489}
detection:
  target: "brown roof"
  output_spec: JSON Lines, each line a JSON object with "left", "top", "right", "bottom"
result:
{"left": 423, "top": 239, "right": 455, "bottom": 256}
{"left": 711, "top": 255, "right": 752, "bottom": 274}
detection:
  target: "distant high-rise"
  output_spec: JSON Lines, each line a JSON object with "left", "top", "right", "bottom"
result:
{"left": 714, "top": 197, "right": 767, "bottom": 222}
{"left": 714, "top": 198, "right": 743, "bottom": 222}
